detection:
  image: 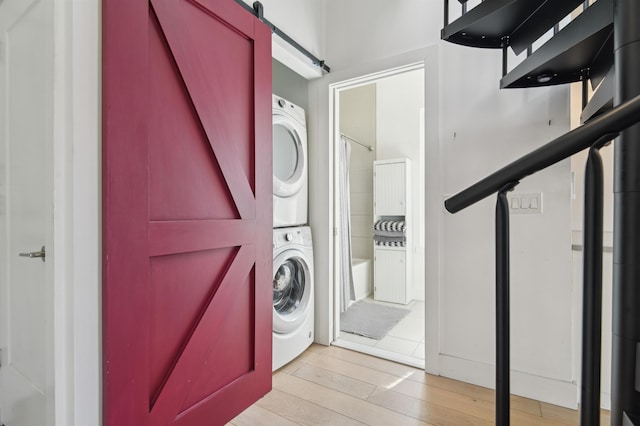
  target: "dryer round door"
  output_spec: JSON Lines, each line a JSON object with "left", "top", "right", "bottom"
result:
{"left": 272, "top": 113, "right": 306, "bottom": 198}
{"left": 272, "top": 249, "right": 312, "bottom": 334}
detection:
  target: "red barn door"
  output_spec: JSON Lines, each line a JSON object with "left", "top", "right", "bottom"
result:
{"left": 102, "top": 0, "right": 272, "bottom": 424}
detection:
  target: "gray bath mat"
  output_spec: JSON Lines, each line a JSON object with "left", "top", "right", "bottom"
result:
{"left": 340, "top": 300, "right": 410, "bottom": 340}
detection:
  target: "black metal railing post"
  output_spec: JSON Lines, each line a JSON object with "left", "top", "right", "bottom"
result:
{"left": 501, "top": 37, "right": 509, "bottom": 77}
{"left": 612, "top": 0, "right": 640, "bottom": 422}
{"left": 496, "top": 182, "right": 517, "bottom": 426}
{"left": 444, "top": 0, "right": 450, "bottom": 27}
{"left": 581, "top": 144, "right": 605, "bottom": 426}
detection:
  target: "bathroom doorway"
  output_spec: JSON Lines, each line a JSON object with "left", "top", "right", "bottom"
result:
{"left": 331, "top": 63, "right": 426, "bottom": 368}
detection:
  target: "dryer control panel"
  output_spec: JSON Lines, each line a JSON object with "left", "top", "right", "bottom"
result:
{"left": 273, "top": 226, "right": 312, "bottom": 249}
{"left": 272, "top": 95, "right": 306, "bottom": 125}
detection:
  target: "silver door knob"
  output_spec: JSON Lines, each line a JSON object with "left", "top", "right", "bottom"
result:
{"left": 19, "top": 246, "right": 46, "bottom": 262}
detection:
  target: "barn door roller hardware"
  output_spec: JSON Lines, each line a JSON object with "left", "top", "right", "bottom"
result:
{"left": 235, "top": 0, "right": 331, "bottom": 74}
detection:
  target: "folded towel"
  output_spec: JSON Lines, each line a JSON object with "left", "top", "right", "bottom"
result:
{"left": 374, "top": 220, "right": 406, "bottom": 232}
{"left": 374, "top": 240, "right": 406, "bottom": 247}
{"left": 373, "top": 235, "right": 406, "bottom": 244}
{"left": 373, "top": 229, "right": 405, "bottom": 238}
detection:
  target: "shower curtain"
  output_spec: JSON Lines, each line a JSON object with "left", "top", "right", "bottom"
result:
{"left": 339, "top": 136, "right": 356, "bottom": 312}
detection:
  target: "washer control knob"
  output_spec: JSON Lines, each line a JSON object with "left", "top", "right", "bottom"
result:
{"left": 285, "top": 233, "right": 293, "bottom": 242}
{"left": 278, "top": 99, "right": 286, "bottom": 108}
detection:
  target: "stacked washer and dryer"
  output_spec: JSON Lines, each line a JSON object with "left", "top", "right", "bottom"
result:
{"left": 271, "top": 95, "right": 314, "bottom": 371}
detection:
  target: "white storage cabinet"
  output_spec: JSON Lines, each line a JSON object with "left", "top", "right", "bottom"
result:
{"left": 373, "top": 159, "right": 411, "bottom": 305}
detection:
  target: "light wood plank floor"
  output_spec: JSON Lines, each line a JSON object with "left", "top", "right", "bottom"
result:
{"left": 228, "top": 344, "right": 610, "bottom": 426}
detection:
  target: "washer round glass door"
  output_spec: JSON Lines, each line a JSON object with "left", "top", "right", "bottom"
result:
{"left": 272, "top": 250, "right": 311, "bottom": 334}
{"left": 272, "top": 114, "right": 306, "bottom": 197}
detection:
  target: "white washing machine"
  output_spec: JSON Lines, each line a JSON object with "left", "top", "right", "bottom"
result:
{"left": 273, "top": 95, "right": 308, "bottom": 228}
{"left": 272, "top": 226, "right": 314, "bottom": 371}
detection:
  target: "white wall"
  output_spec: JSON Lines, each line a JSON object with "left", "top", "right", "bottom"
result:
{"left": 273, "top": 59, "right": 309, "bottom": 111}
{"left": 439, "top": 42, "right": 573, "bottom": 405}
{"left": 307, "top": 0, "right": 577, "bottom": 408}
{"left": 325, "top": 0, "right": 440, "bottom": 73}
{"left": 340, "top": 84, "right": 376, "bottom": 262}
{"left": 376, "top": 69, "right": 425, "bottom": 302}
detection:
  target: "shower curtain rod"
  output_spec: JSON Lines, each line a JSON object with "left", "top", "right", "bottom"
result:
{"left": 341, "top": 133, "right": 374, "bottom": 151}
{"left": 235, "top": 1, "right": 331, "bottom": 74}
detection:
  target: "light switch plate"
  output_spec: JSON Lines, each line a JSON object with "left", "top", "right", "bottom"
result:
{"left": 507, "top": 192, "right": 543, "bottom": 214}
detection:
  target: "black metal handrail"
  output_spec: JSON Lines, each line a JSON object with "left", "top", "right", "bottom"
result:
{"left": 445, "top": 92, "right": 640, "bottom": 214}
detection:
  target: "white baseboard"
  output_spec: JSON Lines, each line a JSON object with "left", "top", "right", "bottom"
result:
{"left": 439, "top": 354, "right": 578, "bottom": 409}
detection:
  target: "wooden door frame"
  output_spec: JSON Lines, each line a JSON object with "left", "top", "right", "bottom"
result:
{"left": 51, "top": 0, "right": 102, "bottom": 424}
{"left": 329, "top": 63, "right": 426, "bottom": 368}
{"left": 307, "top": 47, "right": 442, "bottom": 373}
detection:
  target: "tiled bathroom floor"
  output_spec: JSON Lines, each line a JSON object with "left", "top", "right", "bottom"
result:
{"left": 338, "top": 298, "right": 425, "bottom": 363}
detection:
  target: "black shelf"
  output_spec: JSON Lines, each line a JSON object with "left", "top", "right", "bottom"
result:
{"left": 500, "top": 0, "right": 613, "bottom": 89}
{"left": 442, "top": 0, "right": 584, "bottom": 53}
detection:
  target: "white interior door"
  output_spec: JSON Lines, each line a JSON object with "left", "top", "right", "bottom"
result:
{"left": 0, "top": 0, "right": 55, "bottom": 424}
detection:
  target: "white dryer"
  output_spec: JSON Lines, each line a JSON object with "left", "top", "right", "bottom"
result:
{"left": 272, "top": 95, "right": 308, "bottom": 228}
{"left": 272, "top": 226, "right": 314, "bottom": 371}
